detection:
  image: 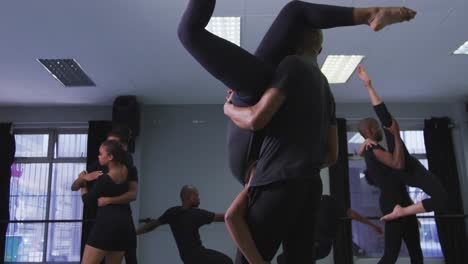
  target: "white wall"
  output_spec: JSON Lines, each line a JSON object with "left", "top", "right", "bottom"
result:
{"left": 0, "top": 106, "right": 111, "bottom": 124}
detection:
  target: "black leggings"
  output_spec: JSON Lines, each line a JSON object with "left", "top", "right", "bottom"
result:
{"left": 405, "top": 159, "right": 448, "bottom": 213}
{"left": 276, "top": 239, "right": 332, "bottom": 263}
{"left": 379, "top": 216, "right": 423, "bottom": 264}
{"left": 235, "top": 177, "right": 323, "bottom": 264}
{"left": 178, "top": 0, "right": 354, "bottom": 181}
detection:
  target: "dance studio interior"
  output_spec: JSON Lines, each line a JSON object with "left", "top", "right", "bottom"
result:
{"left": 1, "top": 0, "right": 467, "bottom": 264}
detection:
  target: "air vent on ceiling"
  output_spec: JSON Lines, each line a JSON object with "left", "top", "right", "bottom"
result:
{"left": 38, "top": 59, "right": 96, "bottom": 87}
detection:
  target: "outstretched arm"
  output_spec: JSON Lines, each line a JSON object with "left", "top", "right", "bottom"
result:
{"left": 347, "top": 209, "right": 383, "bottom": 235}
{"left": 356, "top": 64, "right": 383, "bottom": 106}
{"left": 137, "top": 219, "right": 163, "bottom": 235}
{"left": 224, "top": 88, "right": 286, "bottom": 131}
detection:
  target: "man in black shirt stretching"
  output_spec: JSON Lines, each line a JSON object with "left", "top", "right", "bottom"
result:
{"left": 137, "top": 185, "right": 232, "bottom": 264}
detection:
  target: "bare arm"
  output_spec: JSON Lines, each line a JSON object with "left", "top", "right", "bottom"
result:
{"left": 71, "top": 176, "right": 86, "bottom": 191}
{"left": 80, "top": 186, "right": 88, "bottom": 196}
{"left": 225, "top": 187, "right": 266, "bottom": 264}
{"left": 136, "top": 219, "right": 163, "bottom": 235}
{"left": 365, "top": 84, "right": 384, "bottom": 106}
{"left": 321, "top": 125, "right": 338, "bottom": 168}
{"left": 72, "top": 170, "right": 89, "bottom": 191}
{"left": 357, "top": 65, "right": 405, "bottom": 169}
{"left": 347, "top": 209, "right": 383, "bottom": 235}
{"left": 224, "top": 88, "right": 286, "bottom": 131}
{"left": 98, "top": 181, "right": 138, "bottom": 207}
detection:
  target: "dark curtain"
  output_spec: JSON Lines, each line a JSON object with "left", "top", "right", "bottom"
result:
{"left": 329, "top": 118, "right": 353, "bottom": 264}
{"left": 80, "top": 121, "right": 112, "bottom": 260}
{"left": 424, "top": 117, "right": 468, "bottom": 263}
{"left": 0, "top": 123, "right": 15, "bottom": 264}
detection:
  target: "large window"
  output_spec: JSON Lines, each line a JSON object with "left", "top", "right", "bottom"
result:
{"left": 5, "top": 129, "right": 87, "bottom": 263}
{"left": 348, "top": 130, "right": 443, "bottom": 259}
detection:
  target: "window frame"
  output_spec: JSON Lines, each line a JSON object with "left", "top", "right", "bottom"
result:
{"left": 8, "top": 127, "right": 87, "bottom": 263}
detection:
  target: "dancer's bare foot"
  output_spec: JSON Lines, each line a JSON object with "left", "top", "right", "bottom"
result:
{"left": 370, "top": 7, "right": 417, "bottom": 31}
{"left": 380, "top": 205, "right": 404, "bottom": 221}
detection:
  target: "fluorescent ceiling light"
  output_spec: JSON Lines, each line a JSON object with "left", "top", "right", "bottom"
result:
{"left": 321, "top": 55, "right": 364, "bottom": 84}
{"left": 453, "top": 41, "right": 468, "bottom": 55}
{"left": 348, "top": 133, "right": 365, "bottom": 144}
{"left": 37, "top": 59, "right": 95, "bottom": 87}
{"left": 206, "top": 17, "right": 241, "bottom": 46}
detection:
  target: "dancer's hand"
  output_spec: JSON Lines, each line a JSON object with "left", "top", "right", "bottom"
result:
{"left": 78, "top": 170, "right": 87, "bottom": 178}
{"left": 363, "top": 138, "right": 378, "bottom": 150}
{"left": 357, "top": 64, "right": 372, "bottom": 87}
{"left": 384, "top": 119, "right": 400, "bottom": 136}
{"left": 98, "top": 197, "right": 112, "bottom": 207}
{"left": 357, "top": 138, "right": 377, "bottom": 156}
{"left": 81, "top": 171, "right": 103, "bottom": 181}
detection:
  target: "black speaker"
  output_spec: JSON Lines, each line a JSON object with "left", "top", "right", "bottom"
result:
{"left": 112, "top": 96, "right": 140, "bottom": 152}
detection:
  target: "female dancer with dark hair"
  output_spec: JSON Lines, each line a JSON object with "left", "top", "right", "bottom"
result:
{"left": 80, "top": 140, "right": 136, "bottom": 264}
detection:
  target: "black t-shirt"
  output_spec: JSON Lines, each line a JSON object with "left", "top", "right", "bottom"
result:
{"left": 158, "top": 206, "right": 215, "bottom": 259}
{"left": 364, "top": 144, "right": 413, "bottom": 214}
{"left": 87, "top": 152, "right": 138, "bottom": 182}
{"left": 317, "top": 195, "right": 346, "bottom": 241}
{"left": 81, "top": 174, "right": 131, "bottom": 212}
{"left": 251, "top": 55, "right": 336, "bottom": 186}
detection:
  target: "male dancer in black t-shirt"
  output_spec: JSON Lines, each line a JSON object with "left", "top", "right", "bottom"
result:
{"left": 137, "top": 185, "right": 232, "bottom": 264}
{"left": 224, "top": 29, "right": 338, "bottom": 264}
